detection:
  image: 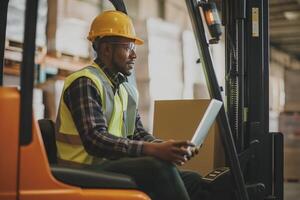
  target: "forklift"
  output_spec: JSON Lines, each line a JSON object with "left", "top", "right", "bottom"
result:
{"left": 0, "top": 0, "right": 283, "bottom": 200}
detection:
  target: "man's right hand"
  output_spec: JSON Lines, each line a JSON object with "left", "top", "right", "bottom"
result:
{"left": 143, "top": 140, "right": 195, "bottom": 166}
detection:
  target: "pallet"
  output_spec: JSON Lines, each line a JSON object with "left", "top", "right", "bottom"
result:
{"left": 4, "top": 39, "right": 46, "bottom": 63}
{"left": 44, "top": 51, "right": 91, "bottom": 72}
{"left": 5, "top": 39, "right": 46, "bottom": 53}
{"left": 47, "top": 50, "right": 89, "bottom": 62}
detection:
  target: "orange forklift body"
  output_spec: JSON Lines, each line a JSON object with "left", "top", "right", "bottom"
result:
{"left": 0, "top": 87, "right": 150, "bottom": 200}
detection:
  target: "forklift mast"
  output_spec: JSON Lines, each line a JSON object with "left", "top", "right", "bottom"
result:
{"left": 186, "top": 0, "right": 284, "bottom": 199}
{"left": 224, "top": 0, "right": 283, "bottom": 199}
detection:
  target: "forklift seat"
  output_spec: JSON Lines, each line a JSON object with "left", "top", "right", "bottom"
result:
{"left": 37, "top": 119, "right": 139, "bottom": 189}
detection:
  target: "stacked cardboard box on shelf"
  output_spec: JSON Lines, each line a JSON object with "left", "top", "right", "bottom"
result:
{"left": 6, "top": 0, "right": 48, "bottom": 47}
{"left": 279, "top": 113, "right": 300, "bottom": 148}
{"left": 284, "top": 69, "right": 300, "bottom": 112}
{"left": 133, "top": 19, "right": 151, "bottom": 130}
{"left": 281, "top": 69, "right": 300, "bottom": 181}
{"left": 279, "top": 112, "right": 300, "bottom": 180}
{"left": 47, "top": 0, "right": 101, "bottom": 58}
{"left": 165, "top": 0, "right": 191, "bottom": 30}
{"left": 4, "top": 0, "right": 48, "bottom": 74}
{"left": 134, "top": 18, "right": 184, "bottom": 131}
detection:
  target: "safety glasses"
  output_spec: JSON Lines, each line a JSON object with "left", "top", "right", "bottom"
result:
{"left": 109, "top": 42, "right": 136, "bottom": 52}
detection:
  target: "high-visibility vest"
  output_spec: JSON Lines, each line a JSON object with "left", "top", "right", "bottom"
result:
{"left": 56, "top": 63, "right": 138, "bottom": 165}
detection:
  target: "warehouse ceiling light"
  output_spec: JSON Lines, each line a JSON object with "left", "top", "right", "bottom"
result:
{"left": 284, "top": 11, "right": 299, "bottom": 20}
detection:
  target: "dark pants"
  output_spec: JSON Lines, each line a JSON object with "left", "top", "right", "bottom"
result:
{"left": 85, "top": 156, "right": 210, "bottom": 200}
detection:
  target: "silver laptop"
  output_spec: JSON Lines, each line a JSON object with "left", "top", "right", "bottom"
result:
{"left": 191, "top": 99, "right": 223, "bottom": 147}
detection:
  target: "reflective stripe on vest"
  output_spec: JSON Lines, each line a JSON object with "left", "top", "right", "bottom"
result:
{"left": 55, "top": 63, "right": 138, "bottom": 164}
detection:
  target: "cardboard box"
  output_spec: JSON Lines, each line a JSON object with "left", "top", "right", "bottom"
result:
{"left": 279, "top": 112, "right": 300, "bottom": 180}
{"left": 153, "top": 99, "right": 225, "bottom": 175}
{"left": 285, "top": 69, "right": 300, "bottom": 104}
{"left": 279, "top": 112, "right": 300, "bottom": 148}
{"left": 47, "top": 0, "right": 101, "bottom": 57}
{"left": 284, "top": 102, "right": 300, "bottom": 112}
{"left": 284, "top": 148, "right": 300, "bottom": 180}
{"left": 7, "top": 0, "right": 47, "bottom": 47}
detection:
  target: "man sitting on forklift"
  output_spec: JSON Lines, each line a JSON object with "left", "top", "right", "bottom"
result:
{"left": 55, "top": 10, "right": 209, "bottom": 200}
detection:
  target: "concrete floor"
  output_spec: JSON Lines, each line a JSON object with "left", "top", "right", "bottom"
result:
{"left": 285, "top": 182, "right": 300, "bottom": 200}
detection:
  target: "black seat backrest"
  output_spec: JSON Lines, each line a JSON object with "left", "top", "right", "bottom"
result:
{"left": 38, "top": 120, "right": 139, "bottom": 189}
{"left": 38, "top": 119, "right": 57, "bottom": 164}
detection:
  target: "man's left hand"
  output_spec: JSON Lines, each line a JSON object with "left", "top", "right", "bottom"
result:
{"left": 185, "top": 146, "right": 200, "bottom": 160}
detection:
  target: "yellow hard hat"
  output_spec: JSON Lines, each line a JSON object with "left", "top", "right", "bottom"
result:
{"left": 87, "top": 10, "right": 144, "bottom": 45}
